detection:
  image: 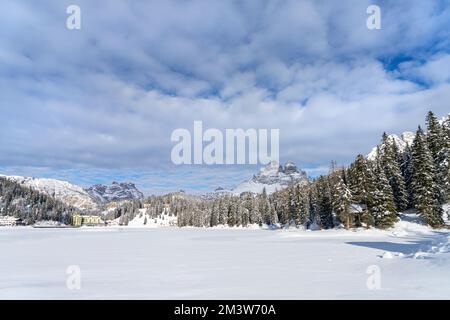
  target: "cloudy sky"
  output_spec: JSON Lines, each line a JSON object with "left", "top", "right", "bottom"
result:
{"left": 1, "top": 0, "right": 449, "bottom": 194}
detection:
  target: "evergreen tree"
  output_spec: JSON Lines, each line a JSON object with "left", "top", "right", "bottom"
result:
{"left": 260, "top": 188, "right": 272, "bottom": 225}
{"left": 411, "top": 126, "right": 444, "bottom": 227}
{"left": 348, "top": 155, "right": 376, "bottom": 207}
{"left": 426, "top": 111, "right": 447, "bottom": 203}
{"left": 210, "top": 202, "right": 218, "bottom": 227}
{"left": 401, "top": 144, "right": 414, "bottom": 207}
{"left": 250, "top": 197, "right": 262, "bottom": 226}
{"left": 439, "top": 115, "right": 450, "bottom": 201}
{"left": 330, "top": 169, "right": 353, "bottom": 229}
{"left": 380, "top": 134, "right": 408, "bottom": 211}
{"left": 227, "top": 199, "right": 237, "bottom": 227}
{"left": 371, "top": 163, "right": 398, "bottom": 229}
{"left": 348, "top": 154, "right": 377, "bottom": 226}
{"left": 286, "top": 186, "right": 297, "bottom": 225}
{"left": 315, "top": 176, "right": 334, "bottom": 229}
{"left": 308, "top": 185, "right": 319, "bottom": 228}
{"left": 297, "top": 184, "right": 310, "bottom": 227}
{"left": 218, "top": 198, "right": 228, "bottom": 225}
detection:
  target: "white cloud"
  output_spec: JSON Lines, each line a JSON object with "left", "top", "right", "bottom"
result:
{"left": 0, "top": 0, "right": 449, "bottom": 193}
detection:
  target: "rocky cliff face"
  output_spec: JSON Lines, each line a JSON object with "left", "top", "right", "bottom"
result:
{"left": 232, "top": 161, "right": 308, "bottom": 195}
{"left": 85, "top": 182, "right": 144, "bottom": 203}
{"left": 0, "top": 175, "right": 99, "bottom": 211}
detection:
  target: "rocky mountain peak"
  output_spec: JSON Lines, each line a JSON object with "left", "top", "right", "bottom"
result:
{"left": 233, "top": 161, "right": 308, "bottom": 195}
{"left": 86, "top": 182, "right": 144, "bottom": 203}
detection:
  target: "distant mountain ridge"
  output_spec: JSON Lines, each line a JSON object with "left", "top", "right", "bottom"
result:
{"left": 203, "top": 161, "right": 308, "bottom": 198}
{"left": 0, "top": 175, "right": 99, "bottom": 212}
{"left": 232, "top": 161, "right": 308, "bottom": 194}
{"left": 0, "top": 175, "right": 144, "bottom": 211}
{"left": 85, "top": 182, "right": 144, "bottom": 203}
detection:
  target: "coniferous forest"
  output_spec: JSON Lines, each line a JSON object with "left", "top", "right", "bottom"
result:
{"left": 0, "top": 177, "right": 76, "bottom": 224}
{"left": 117, "top": 111, "right": 450, "bottom": 230}
{"left": 1, "top": 111, "right": 449, "bottom": 229}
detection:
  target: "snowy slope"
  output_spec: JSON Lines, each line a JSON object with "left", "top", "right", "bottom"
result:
{"left": 232, "top": 161, "right": 308, "bottom": 195}
{"left": 127, "top": 209, "right": 177, "bottom": 228}
{"left": 86, "top": 182, "right": 144, "bottom": 203}
{"left": 0, "top": 175, "right": 99, "bottom": 211}
{"left": 367, "top": 131, "right": 415, "bottom": 160}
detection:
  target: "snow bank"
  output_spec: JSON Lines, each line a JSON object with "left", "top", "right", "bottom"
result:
{"left": 409, "top": 234, "right": 450, "bottom": 259}
{"left": 390, "top": 216, "right": 434, "bottom": 237}
{"left": 443, "top": 203, "right": 450, "bottom": 226}
{"left": 127, "top": 209, "right": 177, "bottom": 228}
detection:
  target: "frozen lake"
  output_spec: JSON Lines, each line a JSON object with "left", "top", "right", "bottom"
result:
{"left": 0, "top": 226, "right": 449, "bottom": 299}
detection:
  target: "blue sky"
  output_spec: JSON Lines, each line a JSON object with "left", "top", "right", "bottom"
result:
{"left": 1, "top": 0, "right": 450, "bottom": 195}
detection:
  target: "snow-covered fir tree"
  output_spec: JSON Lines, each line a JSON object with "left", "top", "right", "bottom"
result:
{"left": 370, "top": 161, "right": 398, "bottom": 229}
{"left": 426, "top": 111, "right": 448, "bottom": 203}
{"left": 411, "top": 126, "right": 444, "bottom": 228}
{"left": 329, "top": 166, "right": 354, "bottom": 229}
{"left": 348, "top": 155, "right": 375, "bottom": 203}
{"left": 314, "top": 176, "right": 334, "bottom": 229}
{"left": 400, "top": 144, "right": 415, "bottom": 207}
{"left": 380, "top": 133, "right": 409, "bottom": 211}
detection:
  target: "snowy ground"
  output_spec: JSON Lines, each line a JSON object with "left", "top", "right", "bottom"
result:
{"left": 0, "top": 218, "right": 449, "bottom": 299}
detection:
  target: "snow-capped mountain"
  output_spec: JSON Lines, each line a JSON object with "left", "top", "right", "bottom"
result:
{"left": 85, "top": 182, "right": 144, "bottom": 203}
{"left": 0, "top": 175, "right": 99, "bottom": 211}
{"left": 367, "top": 114, "right": 450, "bottom": 161}
{"left": 232, "top": 161, "right": 308, "bottom": 195}
{"left": 367, "top": 131, "right": 415, "bottom": 161}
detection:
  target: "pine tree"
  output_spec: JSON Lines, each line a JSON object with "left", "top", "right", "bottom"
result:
{"left": 287, "top": 186, "right": 297, "bottom": 225}
{"left": 218, "top": 198, "right": 228, "bottom": 225}
{"left": 349, "top": 155, "right": 376, "bottom": 207}
{"left": 308, "top": 185, "right": 319, "bottom": 228}
{"left": 227, "top": 199, "right": 237, "bottom": 227}
{"left": 371, "top": 163, "right": 398, "bottom": 229}
{"left": 209, "top": 202, "right": 218, "bottom": 227}
{"left": 348, "top": 154, "right": 377, "bottom": 226}
{"left": 297, "top": 184, "right": 310, "bottom": 227}
{"left": 439, "top": 115, "right": 450, "bottom": 201}
{"left": 330, "top": 170, "right": 353, "bottom": 229}
{"left": 236, "top": 203, "right": 243, "bottom": 226}
{"left": 401, "top": 144, "right": 414, "bottom": 207}
{"left": 260, "top": 188, "right": 272, "bottom": 225}
{"left": 426, "top": 111, "right": 447, "bottom": 203}
{"left": 250, "top": 197, "right": 262, "bottom": 226}
{"left": 411, "top": 126, "right": 444, "bottom": 228}
{"left": 380, "top": 134, "right": 408, "bottom": 211}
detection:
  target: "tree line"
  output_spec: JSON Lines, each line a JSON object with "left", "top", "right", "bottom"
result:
{"left": 0, "top": 176, "right": 76, "bottom": 224}
{"left": 2, "top": 111, "right": 449, "bottom": 229}
{"left": 133, "top": 111, "right": 449, "bottom": 230}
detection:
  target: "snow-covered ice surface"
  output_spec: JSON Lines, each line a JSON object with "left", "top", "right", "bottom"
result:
{"left": 0, "top": 222, "right": 449, "bottom": 299}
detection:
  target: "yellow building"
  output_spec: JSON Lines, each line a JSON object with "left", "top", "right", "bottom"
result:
{"left": 72, "top": 214, "right": 102, "bottom": 227}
